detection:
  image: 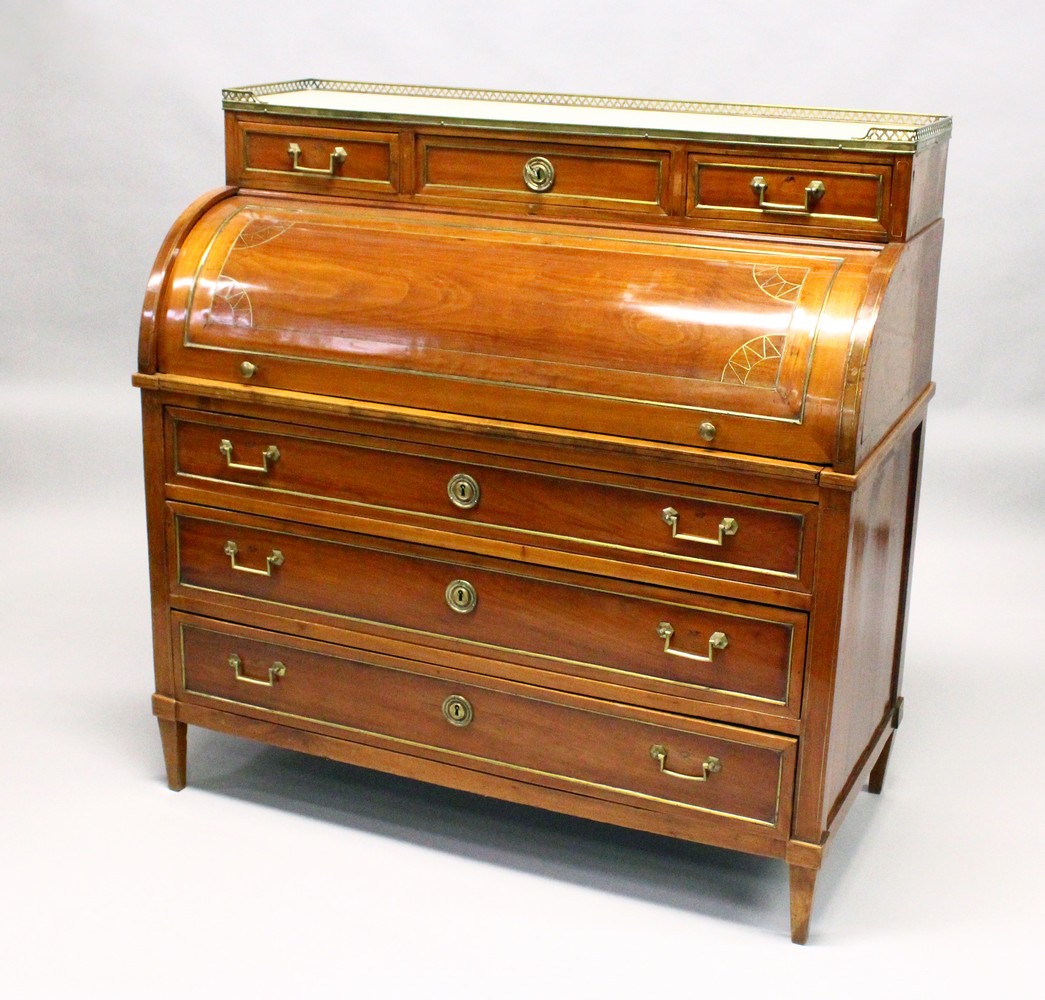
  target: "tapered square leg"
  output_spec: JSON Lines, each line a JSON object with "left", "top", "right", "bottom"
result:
{"left": 867, "top": 732, "right": 895, "bottom": 795}
{"left": 158, "top": 718, "right": 187, "bottom": 791}
{"left": 789, "top": 864, "right": 818, "bottom": 944}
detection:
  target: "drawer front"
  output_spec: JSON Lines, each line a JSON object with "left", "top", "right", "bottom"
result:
{"left": 686, "top": 154, "right": 891, "bottom": 238}
{"left": 172, "top": 508, "right": 806, "bottom": 716}
{"left": 176, "top": 615, "right": 795, "bottom": 832}
{"left": 170, "top": 410, "right": 814, "bottom": 592}
{"left": 416, "top": 135, "right": 671, "bottom": 216}
{"left": 233, "top": 120, "right": 399, "bottom": 195}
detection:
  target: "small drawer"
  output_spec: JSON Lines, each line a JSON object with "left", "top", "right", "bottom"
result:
{"left": 175, "top": 615, "right": 796, "bottom": 833}
{"left": 416, "top": 135, "right": 671, "bottom": 216}
{"left": 686, "top": 154, "right": 891, "bottom": 238}
{"left": 169, "top": 409, "right": 815, "bottom": 594}
{"left": 231, "top": 119, "right": 399, "bottom": 195}
{"left": 172, "top": 507, "right": 807, "bottom": 718}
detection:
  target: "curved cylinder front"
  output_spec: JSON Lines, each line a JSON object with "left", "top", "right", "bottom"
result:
{"left": 145, "top": 195, "right": 894, "bottom": 464}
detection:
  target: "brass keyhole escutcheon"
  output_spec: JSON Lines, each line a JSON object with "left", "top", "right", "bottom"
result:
{"left": 442, "top": 694, "right": 474, "bottom": 727}
{"left": 445, "top": 579, "right": 478, "bottom": 613}
{"left": 447, "top": 472, "right": 481, "bottom": 510}
{"left": 522, "top": 156, "right": 555, "bottom": 192}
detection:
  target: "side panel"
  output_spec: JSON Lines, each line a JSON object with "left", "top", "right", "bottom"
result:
{"left": 841, "top": 221, "right": 943, "bottom": 470}
{"left": 821, "top": 430, "right": 917, "bottom": 825}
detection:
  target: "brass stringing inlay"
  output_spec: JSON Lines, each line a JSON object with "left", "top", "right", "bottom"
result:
{"left": 207, "top": 219, "right": 296, "bottom": 331}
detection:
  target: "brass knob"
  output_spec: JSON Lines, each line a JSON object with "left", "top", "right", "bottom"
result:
{"left": 699, "top": 421, "right": 717, "bottom": 443}
{"left": 240, "top": 360, "right": 257, "bottom": 379}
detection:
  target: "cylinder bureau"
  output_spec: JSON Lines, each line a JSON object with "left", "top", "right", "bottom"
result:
{"left": 134, "top": 80, "right": 950, "bottom": 942}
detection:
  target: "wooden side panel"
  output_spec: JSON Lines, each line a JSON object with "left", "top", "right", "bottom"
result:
{"left": 821, "top": 431, "right": 916, "bottom": 824}
{"left": 843, "top": 221, "right": 943, "bottom": 470}
{"left": 906, "top": 141, "right": 949, "bottom": 239}
{"left": 141, "top": 394, "right": 176, "bottom": 700}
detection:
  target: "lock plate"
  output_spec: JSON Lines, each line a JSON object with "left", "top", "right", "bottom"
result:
{"left": 445, "top": 579, "right": 478, "bottom": 613}
{"left": 522, "top": 155, "right": 555, "bottom": 192}
{"left": 442, "top": 694, "right": 474, "bottom": 727}
{"left": 447, "top": 472, "right": 480, "bottom": 510}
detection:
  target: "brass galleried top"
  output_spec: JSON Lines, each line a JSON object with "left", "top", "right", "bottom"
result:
{"left": 222, "top": 79, "right": 951, "bottom": 152}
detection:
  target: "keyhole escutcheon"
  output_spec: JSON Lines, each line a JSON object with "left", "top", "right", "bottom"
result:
{"left": 445, "top": 579, "right": 478, "bottom": 613}
{"left": 442, "top": 694, "right": 474, "bottom": 727}
{"left": 447, "top": 473, "right": 481, "bottom": 510}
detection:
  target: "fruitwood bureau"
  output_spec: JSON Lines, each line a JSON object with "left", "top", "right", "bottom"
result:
{"left": 135, "top": 81, "right": 950, "bottom": 942}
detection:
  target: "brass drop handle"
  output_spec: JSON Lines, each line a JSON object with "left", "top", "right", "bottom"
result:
{"left": 662, "top": 507, "right": 738, "bottom": 546}
{"left": 649, "top": 745, "right": 722, "bottom": 782}
{"left": 229, "top": 653, "right": 286, "bottom": 687}
{"left": 750, "top": 175, "right": 826, "bottom": 214}
{"left": 657, "top": 622, "right": 728, "bottom": 663}
{"left": 288, "top": 141, "right": 348, "bottom": 176}
{"left": 219, "top": 438, "right": 280, "bottom": 473}
{"left": 224, "top": 540, "right": 284, "bottom": 576}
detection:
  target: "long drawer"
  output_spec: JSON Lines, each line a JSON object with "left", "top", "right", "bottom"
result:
{"left": 168, "top": 408, "right": 815, "bottom": 594}
{"left": 170, "top": 505, "right": 806, "bottom": 719}
{"left": 175, "top": 613, "right": 796, "bottom": 834}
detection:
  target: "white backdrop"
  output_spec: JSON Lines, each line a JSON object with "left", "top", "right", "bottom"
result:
{"left": 1, "top": 3, "right": 1042, "bottom": 996}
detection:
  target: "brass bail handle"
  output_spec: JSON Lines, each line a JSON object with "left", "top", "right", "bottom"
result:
{"left": 750, "top": 175, "right": 826, "bottom": 214}
{"left": 229, "top": 653, "right": 286, "bottom": 687}
{"left": 219, "top": 438, "right": 280, "bottom": 473}
{"left": 649, "top": 745, "right": 722, "bottom": 782}
{"left": 657, "top": 622, "right": 728, "bottom": 663}
{"left": 288, "top": 142, "right": 348, "bottom": 176}
{"left": 224, "top": 540, "right": 284, "bottom": 576}
{"left": 661, "top": 507, "right": 738, "bottom": 547}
